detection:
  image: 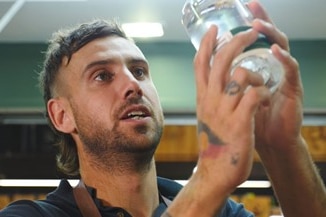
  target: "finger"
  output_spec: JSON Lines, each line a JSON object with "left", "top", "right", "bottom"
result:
{"left": 247, "top": 1, "right": 290, "bottom": 51}
{"left": 222, "top": 67, "right": 265, "bottom": 111}
{"left": 209, "top": 29, "right": 259, "bottom": 94}
{"left": 271, "top": 44, "right": 303, "bottom": 95}
{"left": 252, "top": 19, "right": 290, "bottom": 51}
{"left": 194, "top": 25, "right": 218, "bottom": 97}
{"left": 247, "top": 0, "right": 274, "bottom": 24}
{"left": 236, "top": 85, "right": 271, "bottom": 122}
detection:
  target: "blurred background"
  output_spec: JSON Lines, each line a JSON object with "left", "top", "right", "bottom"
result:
{"left": 0, "top": 0, "right": 326, "bottom": 216}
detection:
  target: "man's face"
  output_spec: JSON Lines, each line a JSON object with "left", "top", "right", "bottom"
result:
{"left": 54, "top": 36, "right": 164, "bottom": 170}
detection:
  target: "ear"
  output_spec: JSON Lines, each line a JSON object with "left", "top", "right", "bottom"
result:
{"left": 47, "top": 98, "right": 75, "bottom": 134}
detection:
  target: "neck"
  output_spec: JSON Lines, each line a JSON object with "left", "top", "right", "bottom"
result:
{"left": 78, "top": 150, "right": 159, "bottom": 217}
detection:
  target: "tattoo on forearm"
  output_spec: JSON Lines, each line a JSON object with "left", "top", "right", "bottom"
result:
{"left": 198, "top": 121, "right": 224, "bottom": 145}
{"left": 231, "top": 153, "right": 240, "bottom": 165}
{"left": 198, "top": 121, "right": 225, "bottom": 158}
{"left": 198, "top": 121, "right": 240, "bottom": 166}
{"left": 224, "top": 80, "right": 241, "bottom": 95}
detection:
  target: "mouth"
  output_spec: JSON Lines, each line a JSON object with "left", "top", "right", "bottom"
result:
{"left": 120, "top": 106, "right": 151, "bottom": 120}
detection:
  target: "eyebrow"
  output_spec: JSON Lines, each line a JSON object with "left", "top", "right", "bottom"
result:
{"left": 83, "top": 57, "right": 149, "bottom": 74}
{"left": 83, "top": 59, "right": 113, "bottom": 73}
{"left": 128, "top": 58, "right": 149, "bottom": 67}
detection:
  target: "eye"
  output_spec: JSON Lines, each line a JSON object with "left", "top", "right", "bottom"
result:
{"left": 94, "top": 71, "right": 114, "bottom": 82}
{"left": 132, "top": 67, "right": 147, "bottom": 79}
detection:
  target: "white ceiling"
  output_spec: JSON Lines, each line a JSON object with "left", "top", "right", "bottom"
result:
{"left": 0, "top": 0, "right": 325, "bottom": 43}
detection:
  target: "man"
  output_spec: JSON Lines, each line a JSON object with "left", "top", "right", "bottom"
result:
{"left": 1, "top": 1, "right": 325, "bottom": 216}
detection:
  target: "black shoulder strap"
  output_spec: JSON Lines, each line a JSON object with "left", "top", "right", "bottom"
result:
{"left": 73, "top": 180, "right": 102, "bottom": 217}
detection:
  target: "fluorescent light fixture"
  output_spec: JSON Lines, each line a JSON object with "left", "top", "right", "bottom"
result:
{"left": 191, "top": 166, "right": 271, "bottom": 188}
{"left": 0, "top": 179, "right": 270, "bottom": 188}
{"left": 0, "top": 179, "right": 79, "bottom": 187}
{"left": 176, "top": 180, "right": 271, "bottom": 188}
{"left": 26, "top": 0, "right": 87, "bottom": 1}
{"left": 121, "top": 22, "right": 164, "bottom": 38}
{"left": 0, "top": 0, "right": 87, "bottom": 33}
{"left": 0, "top": 0, "right": 87, "bottom": 2}
{"left": 0, "top": 0, "right": 25, "bottom": 33}
{"left": 237, "top": 180, "right": 271, "bottom": 188}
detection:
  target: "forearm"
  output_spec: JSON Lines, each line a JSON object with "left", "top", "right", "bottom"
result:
{"left": 165, "top": 170, "right": 229, "bottom": 217}
{"left": 258, "top": 137, "right": 326, "bottom": 217}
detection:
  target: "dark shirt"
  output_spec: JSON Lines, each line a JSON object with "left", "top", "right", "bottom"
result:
{"left": 0, "top": 177, "right": 253, "bottom": 217}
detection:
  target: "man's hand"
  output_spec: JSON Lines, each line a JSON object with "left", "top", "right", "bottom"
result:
{"left": 246, "top": 2, "right": 326, "bottom": 217}
{"left": 247, "top": 1, "right": 304, "bottom": 154}
{"left": 166, "top": 25, "right": 270, "bottom": 216}
{"left": 194, "top": 25, "right": 270, "bottom": 195}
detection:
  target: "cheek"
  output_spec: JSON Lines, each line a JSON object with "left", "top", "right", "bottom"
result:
{"left": 147, "top": 89, "right": 162, "bottom": 115}
{"left": 78, "top": 89, "right": 115, "bottom": 112}
{"left": 148, "top": 85, "right": 164, "bottom": 123}
{"left": 90, "top": 100, "right": 115, "bottom": 123}
{"left": 145, "top": 82, "right": 161, "bottom": 104}
{"left": 73, "top": 102, "right": 115, "bottom": 134}
{"left": 71, "top": 95, "right": 111, "bottom": 124}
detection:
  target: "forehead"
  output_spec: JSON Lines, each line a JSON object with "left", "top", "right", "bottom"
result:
{"left": 69, "top": 36, "right": 146, "bottom": 65}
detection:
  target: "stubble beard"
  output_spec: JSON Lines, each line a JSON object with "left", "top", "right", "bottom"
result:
{"left": 76, "top": 113, "right": 163, "bottom": 175}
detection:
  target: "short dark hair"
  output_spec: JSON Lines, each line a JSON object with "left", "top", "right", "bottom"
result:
{"left": 39, "top": 19, "right": 129, "bottom": 177}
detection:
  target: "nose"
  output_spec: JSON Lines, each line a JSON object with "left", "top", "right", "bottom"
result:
{"left": 120, "top": 69, "right": 143, "bottom": 99}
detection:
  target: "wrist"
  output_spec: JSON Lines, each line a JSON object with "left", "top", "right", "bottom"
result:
{"left": 256, "top": 135, "right": 306, "bottom": 159}
{"left": 257, "top": 135, "right": 312, "bottom": 176}
{"left": 167, "top": 167, "right": 230, "bottom": 217}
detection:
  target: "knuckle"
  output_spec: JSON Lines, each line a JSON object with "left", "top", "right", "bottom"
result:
{"left": 232, "top": 67, "right": 250, "bottom": 83}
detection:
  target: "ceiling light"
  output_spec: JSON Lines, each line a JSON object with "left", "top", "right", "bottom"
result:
{"left": 0, "top": 0, "right": 25, "bottom": 33}
{"left": 122, "top": 22, "right": 164, "bottom": 38}
{"left": 237, "top": 180, "right": 271, "bottom": 188}
{"left": 176, "top": 180, "right": 271, "bottom": 188}
{"left": 0, "top": 0, "right": 87, "bottom": 2}
{"left": 0, "top": 179, "right": 271, "bottom": 189}
{"left": 0, "top": 179, "right": 79, "bottom": 187}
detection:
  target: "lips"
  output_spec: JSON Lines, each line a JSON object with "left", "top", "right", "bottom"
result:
{"left": 120, "top": 105, "right": 151, "bottom": 120}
